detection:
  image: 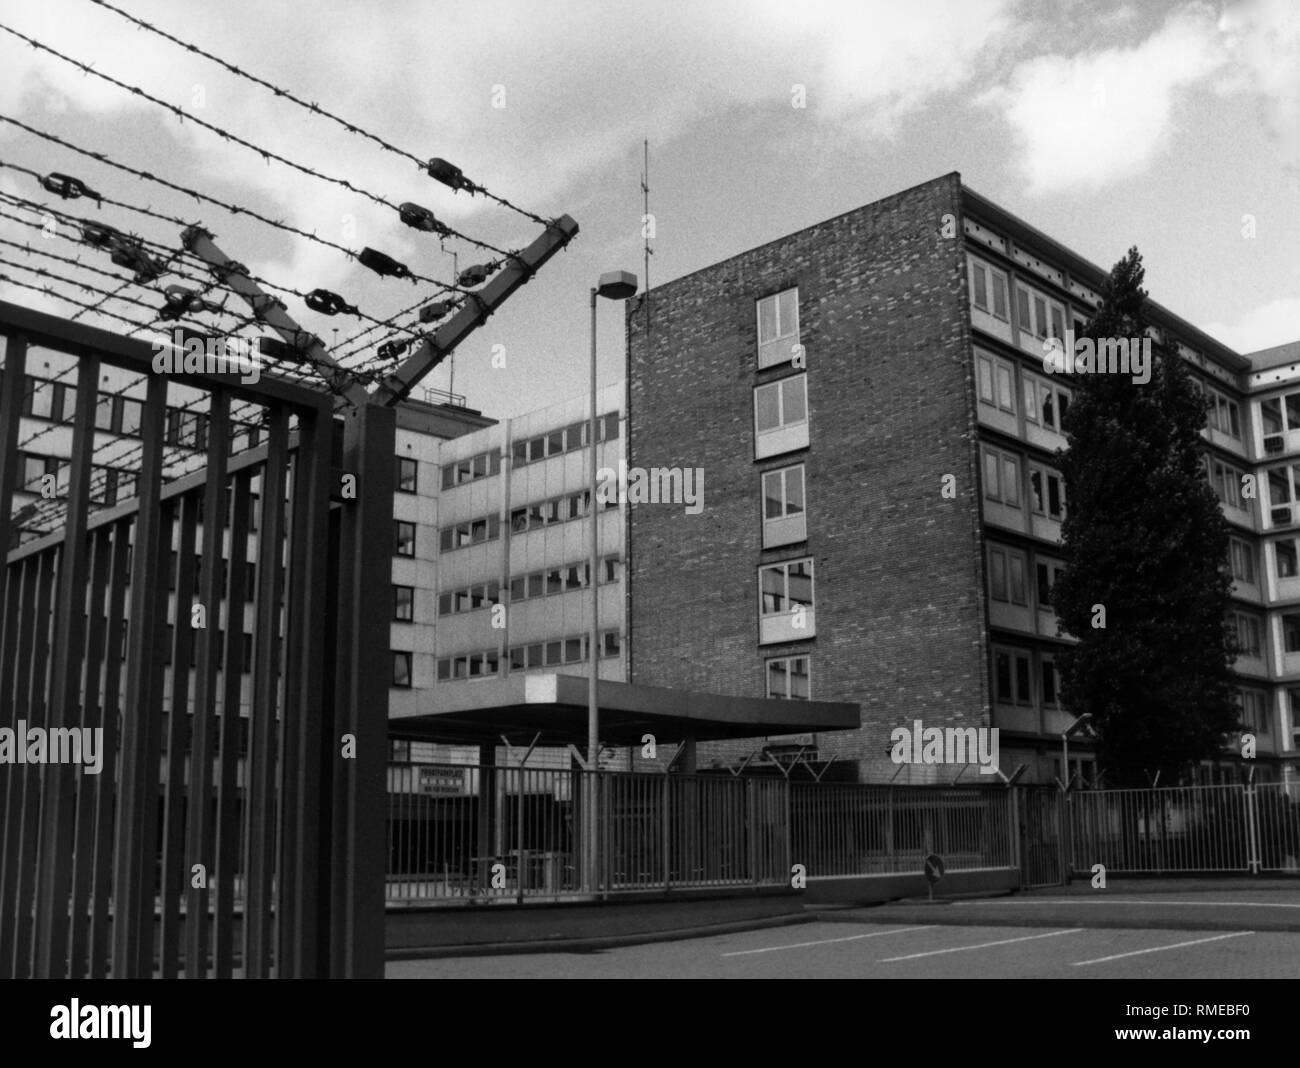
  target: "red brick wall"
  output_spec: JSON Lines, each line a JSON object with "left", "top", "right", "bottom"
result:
{"left": 626, "top": 173, "right": 992, "bottom": 778}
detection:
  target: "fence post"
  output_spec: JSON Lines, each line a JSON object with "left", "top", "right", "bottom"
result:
{"left": 1244, "top": 782, "right": 1261, "bottom": 875}
{"left": 662, "top": 773, "right": 670, "bottom": 892}
{"left": 1009, "top": 785, "right": 1022, "bottom": 881}
{"left": 747, "top": 779, "right": 757, "bottom": 886}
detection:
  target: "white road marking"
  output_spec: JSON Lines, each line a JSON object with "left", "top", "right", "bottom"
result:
{"left": 1071, "top": 930, "right": 1255, "bottom": 966}
{"left": 956, "top": 899, "right": 1300, "bottom": 909}
{"left": 722, "top": 925, "right": 933, "bottom": 957}
{"left": 880, "top": 928, "right": 1082, "bottom": 962}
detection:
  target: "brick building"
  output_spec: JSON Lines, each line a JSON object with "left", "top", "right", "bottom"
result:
{"left": 625, "top": 171, "right": 1298, "bottom": 787}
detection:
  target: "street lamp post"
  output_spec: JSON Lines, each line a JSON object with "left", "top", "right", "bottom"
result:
{"left": 586, "top": 270, "right": 637, "bottom": 894}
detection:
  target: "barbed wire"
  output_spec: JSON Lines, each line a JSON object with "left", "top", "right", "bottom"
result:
{"left": 0, "top": 114, "right": 479, "bottom": 293}
{"left": 0, "top": 23, "right": 515, "bottom": 258}
{"left": 0, "top": 158, "right": 195, "bottom": 229}
{"left": 84, "top": 0, "right": 553, "bottom": 227}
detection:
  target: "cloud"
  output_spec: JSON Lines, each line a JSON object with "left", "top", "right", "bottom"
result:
{"left": 1216, "top": 0, "right": 1300, "bottom": 171}
{"left": 1205, "top": 296, "right": 1300, "bottom": 354}
{"left": 978, "top": 4, "right": 1226, "bottom": 195}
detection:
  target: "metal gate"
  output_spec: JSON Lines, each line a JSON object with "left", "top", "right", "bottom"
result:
{"left": 1016, "top": 785, "right": 1066, "bottom": 888}
{"left": 0, "top": 301, "right": 393, "bottom": 977}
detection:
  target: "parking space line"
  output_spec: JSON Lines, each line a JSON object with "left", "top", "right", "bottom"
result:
{"left": 880, "top": 928, "right": 1082, "bottom": 962}
{"left": 1070, "top": 930, "right": 1255, "bottom": 966}
{"left": 722, "top": 926, "right": 934, "bottom": 957}
{"left": 957, "top": 899, "right": 1300, "bottom": 909}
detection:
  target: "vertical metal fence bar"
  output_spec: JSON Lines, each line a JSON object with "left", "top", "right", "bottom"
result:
{"left": 68, "top": 527, "right": 111, "bottom": 978}
{"left": 0, "top": 557, "right": 35, "bottom": 977}
{"left": 112, "top": 374, "right": 167, "bottom": 978}
{"left": 13, "top": 549, "right": 56, "bottom": 978}
{"left": 183, "top": 394, "right": 229, "bottom": 978}
{"left": 89, "top": 525, "right": 129, "bottom": 978}
{"left": 35, "top": 351, "right": 98, "bottom": 977}
{"left": 158, "top": 493, "right": 198, "bottom": 978}
{"left": 213, "top": 471, "right": 253, "bottom": 978}
{"left": 246, "top": 407, "right": 289, "bottom": 978}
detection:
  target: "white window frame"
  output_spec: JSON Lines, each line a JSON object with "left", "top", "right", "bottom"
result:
{"left": 1014, "top": 281, "right": 1066, "bottom": 343}
{"left": 761, "top": 464, "right": 807, "bottom": 548}
{"left": 988, "top": 545, "right": 1028, "bottom": 605}
{"left": 1028, "top": 463, "right": 1065, "bottom": 520}
{"left": 766, "top": 655, "right": 811, "bottom": 700}
{"left": 983, "top": 446, "right": 1022, "bottom": 508}
{"left": 1229, "top": 537, "right": 1256, "bottom": 584}
{"left": 976, "top": 352, "right": 1016, "bottom": 414}
{"left": 754, "top": 374, "right": 809, "bottom": 459}
{"left": 967, "top": 255, "right": 1009, "bottom": 322}
{"left": 757, "top": 287, "right": 801, "bottom": 369}
{"left": 992, "top": 645, "right": 1034, "bottom": 707}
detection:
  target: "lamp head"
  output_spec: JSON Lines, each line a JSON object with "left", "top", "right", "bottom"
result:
{"left": 595, "top": 270, "right": 637, "bottom": 300}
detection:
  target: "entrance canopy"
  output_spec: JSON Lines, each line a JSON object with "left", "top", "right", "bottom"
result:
{"left": 390, "top": 673, "right": 859, "bottom": 747}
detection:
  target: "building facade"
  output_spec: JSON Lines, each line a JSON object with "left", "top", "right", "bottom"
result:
{"left": 625, "top": 171, "right": 1298, "bottom": 787}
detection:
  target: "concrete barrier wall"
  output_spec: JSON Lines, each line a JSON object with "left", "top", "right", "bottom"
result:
{"left": 805, "top": 866, "right": 1020, "bottom": 905}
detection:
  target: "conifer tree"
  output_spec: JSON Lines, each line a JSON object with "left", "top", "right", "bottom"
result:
{"left": 1052, "top": 247, "right": 1241, "bottom": 787}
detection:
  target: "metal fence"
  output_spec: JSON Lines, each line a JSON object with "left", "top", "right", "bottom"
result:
{"left": 0, "top": 302, "right": 395, "bottom": 978}
{"left": 388, "top": 766, "right": 1023, "bottom": 903}
{"left": 1066, "top": 782, "right": 1300, "bottom": 875}
{"left": 387, "top": 764, "right": 791, "bottom": 903}
{"left": 789, "top": 782, "right": 1014, "bottom": 878}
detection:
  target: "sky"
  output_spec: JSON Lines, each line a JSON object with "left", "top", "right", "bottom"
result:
{"left": 1, "top": 0, "right": 1297, "bottom": 420}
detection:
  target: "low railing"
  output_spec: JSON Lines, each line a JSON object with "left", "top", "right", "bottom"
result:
{"left": 1066, "top": 782, "right": 1300, "bottom": 875}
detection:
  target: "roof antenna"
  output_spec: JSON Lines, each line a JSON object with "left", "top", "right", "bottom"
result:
{"left": 641, "top": 138, "right": 653, "bottom": 334}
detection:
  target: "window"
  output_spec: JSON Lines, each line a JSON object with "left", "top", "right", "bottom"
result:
{"left": 394, "top": 520, "right": 416, "bottom": 558}
{"left": 1229, "top": 538, "right": 1256, "bottom": 584}
{"left": 1265, "top": 463, "right": 1300, "bottom": 517}
{"left": 760, "top": 559, "right": 814, "bottom": 616}
{"left": 1233, "top": 612, "right": 1262, "bottom": 658}
{"left": 987, "top": 546, "right": 1027, "bottom": 605}
{"left": 1284, "top": 613, "right": 1300, "bottom": 653}
{"left": 1204, "top": 459, "right": 1247, "bottom": 512}
{"left": 759, "top": 558, "right": 815, "bottom": 642}
{"left": 1041, "top": 657, "right": 1060, "bottom": 708}
{"left": 993, "top": 646, "right": 1033, "bottom": 706}
{"left": 392, "top": 651, "right": 413, "bottom": 688}
{"left": 1023, "top": 373, "right": 1071, "bottom": 432}
{"left": 394, "top": 585, "right": 414, "bottom": 622}
{"left": 438, "top": 513, "right": 501, "bottom": 551}
{"left": 1028, "top": 464, "right": 1064, "bottom": 520}
{"left": 441, "top": 450, "right": 500, "bottom": 489}
{"left": 513, "top": 415, "right": 618, "bottom": 468}
{"left": 767, "top": 656, "right": 810, "bottom": 700}
{"left": 95, "top": 392, "right": 114, "bottom": 431}
{"left": 1261, "top": 392, "right": 1300, "bottom": 437}
{"left": 1205, "top": 388, "right": 1241, "bottom": 439}
{"left": 119, "top": 398, "right": 143, "bottom": 437}
{"left": 754, "top": 375, "right": 808, "bottom": 433}
{"left": 1241, "top": 691, "right": 1269, "bottom": 736}
{"left": 23, "top": 377, "right": 56, "bottom": 420}
{"left": 1014, "top": 282, "right": 1066, "bottom": 343}
{"left": 757, "top": 287, "right": 800, "bottom": 368}
{"left": 762, "top": 465, "right": 806, "bottom": 547}
{"left": 976, "top": 353, "right": 1016, "bottom": 414}
{"left": 1277, "top": 539, "right": 1298, "bottom": 579}
{"left": 1036, "top": 559, "right": 1065, "bottom": 608}
{"left": 396, "top": 456, "right": 418, "bottom": 494}
{"left": 983, "top": 447, "right": 1021, "bottom": 508}
{"left": 967, "top": 257, "right": 1009, "bottom": 321}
